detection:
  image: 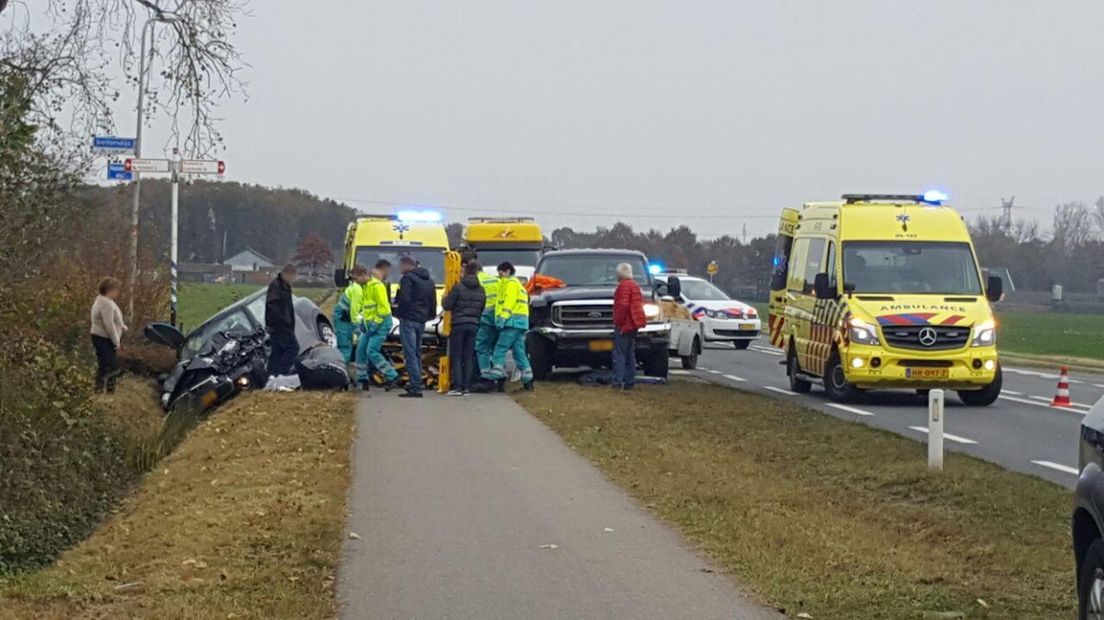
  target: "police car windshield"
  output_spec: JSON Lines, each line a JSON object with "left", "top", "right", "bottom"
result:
{"left": 843, "top": 241, "right": 982, "bottom": 295}
{"left": 679, "top": 279, "right": 730, "bottom": 301}
{"left": 355, "top": 247, "right": 445, "bottom": 282}
{"left": 539, "top": 255, "right": 649, "bottom": 287}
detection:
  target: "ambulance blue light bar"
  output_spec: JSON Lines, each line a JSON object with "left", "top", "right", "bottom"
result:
{"left": 921, "top": 190, "right": 948, "bottom": 205}
{"left": 841, "top": 192, "right": 948, "bottom": 206}
{"left": 396, "top": 210, "right": 442, "bottom": 223}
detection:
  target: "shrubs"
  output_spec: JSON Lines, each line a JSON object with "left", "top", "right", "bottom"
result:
{"left": 0, "top": 337, "right": 142, "bottom": 573}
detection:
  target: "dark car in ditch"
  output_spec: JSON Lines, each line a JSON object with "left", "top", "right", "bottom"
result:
{"left": 526, "top": 249, "right": 678, "bottom": 380}
{"left": 1075, "top": 396, "right": 1104, "bottom": 619}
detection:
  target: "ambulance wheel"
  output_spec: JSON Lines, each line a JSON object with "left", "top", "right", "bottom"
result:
{"left": 681, "top": 337, "right": 700, "bottom": 369}
{"left": 958, "top": 366, "right": 1002, "bottom": 407}
{"left": 733, "top": 340, "right": 751, "bottom": 350}
{"left": 823, "top": 351, "right": 860, "bottom": 403}
{"left": 526, "top": 333, "right": 554, "bottom": 381}
{"left": 787, "top": 350, "right": 812, "bottom": 394}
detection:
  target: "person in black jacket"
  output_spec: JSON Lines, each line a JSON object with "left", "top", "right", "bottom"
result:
{"left": 394, "top": 256, "right": 437, "bottom": 397}
{"left": 265, "top": 264, "right": 299, "bottom": 376}
{"left": 442, "top": 260, "right": 486, "bottom": 395}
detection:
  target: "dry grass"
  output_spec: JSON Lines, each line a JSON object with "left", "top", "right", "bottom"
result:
{"left": 515, "top": 380, "right": 1074, "bottom": 619}
{"left": 0, "top": 390, "right": 357, "bottom": 620}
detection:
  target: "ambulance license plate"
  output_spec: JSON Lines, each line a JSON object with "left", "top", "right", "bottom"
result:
{"left": 589, "top": 340, "right": 614, "bottom": 352}
{"left": 906, "top": 368, "right": 949, "bottom": 379}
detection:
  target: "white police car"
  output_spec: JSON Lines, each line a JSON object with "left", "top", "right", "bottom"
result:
{"left": 655, "top": 271, "right": 761, "bottom": 349}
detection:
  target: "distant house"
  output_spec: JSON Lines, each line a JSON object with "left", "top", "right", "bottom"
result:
{"left": 223, "top": 248, "right": 275, "bottom": 272}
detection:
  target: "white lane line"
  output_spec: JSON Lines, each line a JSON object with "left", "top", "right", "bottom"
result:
{"left": 908, "top": 426, "right": 978, "bottom": 445}
{"left": 1028, "top": 395, "right": 1094, "bottom": 409}
{"left": 826, "top": 403, "right": 875, "bottom": 417}
{"left": 669, "top": 369, "right": 693, "bottom": 376}
{"left": 1001, "top": 389, "right": 1023, "bottom": 396}
{"left": 1031, "top": 460, "right": 1079, "bottom": 475}
{"left": 1095, "top": 384, "right": 1104, "bottom": 389}
{"left": 1004, "top": 366, "right": 1084, "bottom": 384}
{"left": 751, "top": 346, "right": 784, "bottom": 356}
{"left": 706, "top": 369, "right": 723, "bottom": 375}
{"left": 763, "top": 386, "right": 798, "bottom": 396}
{"left": 998, "top": 394, "right": 1091, "bottom": 412}
{"left": 722, "top": 374, "right": 747, "bottom": 382}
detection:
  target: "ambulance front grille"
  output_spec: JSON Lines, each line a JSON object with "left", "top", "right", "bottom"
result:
{"left": 881, "top": 325, "right": 970, "bottom": 351}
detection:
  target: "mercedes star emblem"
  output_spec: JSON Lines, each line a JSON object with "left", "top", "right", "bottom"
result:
{"left": 918, "top": 327, "right": 938, "bottom": 347}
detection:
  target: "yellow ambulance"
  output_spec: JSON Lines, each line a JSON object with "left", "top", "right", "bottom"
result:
{"left": 767, "top": 192, "right": 1003, "bottom": 406}
{"left": 460, "top": 217, "right": 543, "bottom": 282}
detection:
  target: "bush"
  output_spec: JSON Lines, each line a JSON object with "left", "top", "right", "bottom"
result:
{"left": 0, "top": 337, "right": 142, "bottom": 573}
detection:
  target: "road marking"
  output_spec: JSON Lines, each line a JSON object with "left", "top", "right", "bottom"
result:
{"left": 722, "top": 374, "right": 747, "bottom": 382}
{"left": 1095, "top": 384, "right": 1104, "bottom": 389}
{"left": 706, "top": 369, "right": 723, "bottom": 375}
{"left": 1031, "top": 460, "right": 1079, "bottom": 475}
{"left": 826, "top": 403, "right": 875, "bottom": 417}
{"left": 998, "top": 394, "right": 1090, "bottom": 413}
{"left": 1003, "top": 366, "right": 1084, "bottom": 384}
{"left": 1028, "top": 395, "right": 1094, "bottom": 410}
{"left": 751, "top": 346, "right": 783, "bottom": 356}
{"left": 763, "top": 386, "right": 798, "bottom": 396}
{"left": 908, "top": 426, "right": 978, "bottom": 445}
{"left": 1001, "top": 389, "right": 1023, "bottom": 396}
{"left": 669, "top": 369, "right": 693, "bottom": 376}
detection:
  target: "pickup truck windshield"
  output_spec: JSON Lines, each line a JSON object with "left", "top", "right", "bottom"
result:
{"left": 355, "top": 246, "right": 445, "bottom": 283}
{"left": 539, "top": 255, "right": 649, "bottom": 287}
{"left": 843, "top": 241, "right": 982, "bottom": 295}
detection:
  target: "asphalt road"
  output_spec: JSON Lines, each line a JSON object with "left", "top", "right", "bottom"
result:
{"left": 679, "top": 343, "right": 1104, "bottom": 488}
{"left": 338, "top": 393, "right": 780, "bottom": 620}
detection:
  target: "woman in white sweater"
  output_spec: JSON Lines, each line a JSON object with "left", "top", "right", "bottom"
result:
{"left": 90, "top": 277, "right": 128, "bottom": 392}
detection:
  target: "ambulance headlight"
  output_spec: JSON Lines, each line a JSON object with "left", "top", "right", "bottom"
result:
{"left": 971, "top": 320, "right": 996, "bottom": 347}
{"left": 643, "top": 303, "right": 663, "bottom": 321}
{"left": 847, "top": 317, "right": 879, "bottom": 345}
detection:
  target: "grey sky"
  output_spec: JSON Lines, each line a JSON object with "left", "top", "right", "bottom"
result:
{"left": 136, "top": 1, "right": 1104, "bottom": 237}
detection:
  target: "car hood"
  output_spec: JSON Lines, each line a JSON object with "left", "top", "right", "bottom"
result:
{"left": 684, "top": 299, "right": 757, "bottom": 318}
{"left": 531, "top": 285, "right": 655, "bottom": 307}
{"left": 847, "top": 294, "right": 990, "bottom": 328}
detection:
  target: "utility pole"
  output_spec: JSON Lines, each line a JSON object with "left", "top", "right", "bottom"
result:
{"left": 1000, "top": 196, "right": 1016, "bottom": 233}
{"left": 741, "top": 222, "right": 748, "bottom": 245}
{"left": 125, "top": 12, "right": 178, "bottom": 322}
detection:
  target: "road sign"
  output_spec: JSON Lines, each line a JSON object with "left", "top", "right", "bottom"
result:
{"left": 107, "top": 162, "right": 133, "bottom": 181}
{"left": 92, "top": 136, "right": 136, "bottom": 154}
{"left": 124, "top": 158, "right": 171, "bottom": 173}
{"left": 180, "top": 159, "right": 226, "bottom": 175}
{"left": 707, "top": 261, "right": 719, "bottom": 276}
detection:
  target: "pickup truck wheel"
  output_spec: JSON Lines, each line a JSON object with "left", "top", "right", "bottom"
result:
{"left": 823, "top": 351, "right": 860, "bottom": 402}
{"left": 787, "top": 350, "right": 812, "bottom": 393}
{"left": 1078, "top": 538, "right": 1104, "bottom": 620}
{"left": 958, "top": 366, "right": 1002, "bottom": 407}
{"left": 526, "top": 332, "right": 554, "bottom": 381}
{"left": 643, "top": 349, "right": 669, "bottom": 379}
{"left": 681, "top": 337, "right": 700, "bottom": 370}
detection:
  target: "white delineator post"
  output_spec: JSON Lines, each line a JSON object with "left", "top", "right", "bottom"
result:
{"left": 928, "top": 389, "right": 945, "bottom": 471}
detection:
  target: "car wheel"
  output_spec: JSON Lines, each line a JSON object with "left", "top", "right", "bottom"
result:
{"left": 787, "top": 348, "right": 812, "bottom": 394}
{"left": 958, "top": 366, "right": 1002, "bottom": 407}
{"left": 733, "top": 340, "right": 751, "bottom": 350}
{"left": 643, "top": 349, "right": 669, "bottom": 379}
{"left": 681, "top": 337, "right": 700, "bottom": 370}
{"left": 1080, "top": 538, "right": 1104, "bottom": 620}
{"left": 526, "top": 332, "right": 554, "bottom": 381}
{"left": 823, "top": 350, "right": 860, "bottom": 403}
{"left": 317, "top": 320, "right": 337, "bottom": 347}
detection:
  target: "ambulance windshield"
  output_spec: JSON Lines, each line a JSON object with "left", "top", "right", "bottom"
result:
{"left": 842, "top": 241, "right": 982, "bottom": 295}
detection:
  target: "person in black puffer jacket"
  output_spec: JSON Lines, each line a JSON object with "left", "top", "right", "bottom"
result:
{"left": 394, "top": 256, "right": 438, "bottom": 397}
{"left": 442, "top": 261, "right": 487, "bottom": 394}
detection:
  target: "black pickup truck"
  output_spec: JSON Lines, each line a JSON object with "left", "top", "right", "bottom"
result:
{"left": 526, "top": 249, "right": 677, "bottom": 380}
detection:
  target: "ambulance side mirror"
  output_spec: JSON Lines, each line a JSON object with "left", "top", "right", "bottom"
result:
{"left": 334, "top": 268, "right": 348, "bottom": 288}
{"left": 770, "top": 272, "right": 787, "bottom": 291}
{"left": 814, "top": 273, "right": 836, "bottom": 300}
{"left": 986, "top": 275, "right": 1003, "bottom": 303}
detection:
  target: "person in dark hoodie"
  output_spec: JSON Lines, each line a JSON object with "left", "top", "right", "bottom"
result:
{"left": 265, "top": 264, "right": 299, "bottom": 376}
{"left": 442, "top": 260, "right": 486, "bottom": 395}
{"left": 394, "top": 255, "right": 437, "bottom": 397}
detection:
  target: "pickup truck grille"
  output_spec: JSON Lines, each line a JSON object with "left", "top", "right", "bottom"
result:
{"left": 552, "top": 304, "right": 614, "bottom": 329}
{"left": 881, "top": 325, "right": 970, "bottom": 351}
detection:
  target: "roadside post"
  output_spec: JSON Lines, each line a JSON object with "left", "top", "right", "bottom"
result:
{"left": 170, "top": 149, "right": 181, "bottom": 328}
{"left": 928, "top": 389, "right": 944, "bottom": 471}
{"left": 707, "top": 260, "right": 718, "bottom": 283}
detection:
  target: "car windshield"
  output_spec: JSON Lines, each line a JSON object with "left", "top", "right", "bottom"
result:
{"left": 843, "top": 241, "right": 982, "bottom": 295}
{"left": 355, "top": 246, "right": 446, "bottom": 283}
{"left": 474, "top": 248, "right": 541, "bottom": 270}
{"left": 538, "top": 255, "right": 649, "bottom": 287}
{"left": 182, "top": 309, "right": 255, "bottom": 360}
{"left": 679, "top": 278, "right": 730, "bottom": 301}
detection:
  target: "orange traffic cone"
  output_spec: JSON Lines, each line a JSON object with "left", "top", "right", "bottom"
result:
{"left": 1051, "top": 366, "right": 1072, "bottom": 407}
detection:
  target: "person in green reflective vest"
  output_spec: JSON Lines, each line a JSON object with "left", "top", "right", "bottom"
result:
{"left": 475, "top": 262, "right": 533, "bottom": 391}
{"left": 474, "top": 267, "right": 501, "bottom": 375}
{"left": 333, "top": 264, "right": 370, "bottom": 364}
{"left": 355, "top": 259, "right": 399, "bottom": 392}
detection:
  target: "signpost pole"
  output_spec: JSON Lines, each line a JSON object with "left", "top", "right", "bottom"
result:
{"left": 125, "top": 18, "right": 156, "bottom": 322}
{"left": 170, "top": 148, "right": 181, "bottom": 327}
{"left": 928, "top": 389, "right": 944, "bottom": 471}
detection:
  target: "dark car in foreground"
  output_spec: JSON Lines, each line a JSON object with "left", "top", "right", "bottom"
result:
{"left": 1074, "top": 396, "right": 1104, "bottom": 619}
{"left": 146, "top": 289, "right": 336, "bottom": 409}
{"left": 527, "top": 249, "right": 675, "bottom": 380}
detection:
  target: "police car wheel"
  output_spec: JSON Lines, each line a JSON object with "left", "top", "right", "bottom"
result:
{"left": 733, "top": 340, "right": 751, "bottom": 350}
{"left": 787, "top": 351, "right": 812, "bottom": 393}
{"left": 823, "top": 352, "right": 860, "bottom": 403}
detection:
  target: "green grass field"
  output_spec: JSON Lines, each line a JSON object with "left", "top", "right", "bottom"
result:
{"left": 177, "top": 283, "right": 332, "bottom": 332}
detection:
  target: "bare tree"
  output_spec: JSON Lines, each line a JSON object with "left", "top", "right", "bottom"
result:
{"left": 1095, "top": 196, "right": 1104, "bottom": 237}
{"left": 1051, "top": 201, "right": 1097, "bottom": 255}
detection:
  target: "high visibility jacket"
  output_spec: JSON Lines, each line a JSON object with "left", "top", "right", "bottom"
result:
{"left": 336, "top": 281, "right": 366, "bottom": 323}
{"left": 495, "top": 276, "right": 529, "bottom": 329}
{"left": 478, "top": 271, "right": 500, "bottom": 313}
{"left": 363, "top": 278, "right": 392, "bottom": 326}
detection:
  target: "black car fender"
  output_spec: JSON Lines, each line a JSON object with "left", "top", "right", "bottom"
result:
{"left": 1074, "top": 461, "right": 1104, "bottom": 566}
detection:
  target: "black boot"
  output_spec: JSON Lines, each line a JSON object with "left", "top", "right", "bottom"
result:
{"left": 382, "top": 378, "right": 399, "bottom": 392}
{"left": 523, "top": 380, "right": 535, "bottom": 392}
{"left": 360, "top": 380, "right": 371, "bottom": 392}
{"left": 469, "top": 379, "right": 495, "bottom": 394}
{"left": 495, "top": 379, "right": 506, "bottom": 393}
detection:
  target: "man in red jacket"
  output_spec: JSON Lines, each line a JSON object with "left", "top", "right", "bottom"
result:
{"left": 611, "top": 262, "right": 647, "bottom": 389}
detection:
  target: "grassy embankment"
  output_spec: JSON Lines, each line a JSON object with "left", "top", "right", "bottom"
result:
{"left": 0, "top": 390, "right": 356, "bottom": 620}
{"left": 515, "top": 381, "right": 1073, "bottom": 619}
{"left": 177, "top": 283, "right": 332, "bottom": 332}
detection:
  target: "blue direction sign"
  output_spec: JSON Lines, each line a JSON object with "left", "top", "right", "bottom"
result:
{"left": 92, "top": 136, "right": 136, "bottom": 154}
{"left": 107, "top": 162, "right": 134, "bottom": 181}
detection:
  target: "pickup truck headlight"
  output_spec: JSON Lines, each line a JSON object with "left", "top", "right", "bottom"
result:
{"left": 971, "top": 320, "right": 996, "bottom": 347}
{"left": 847, "top": 317, "right": 879, "bottom": 345}
{"left": 643, "top": 303, "right": 663, "bottom": 322}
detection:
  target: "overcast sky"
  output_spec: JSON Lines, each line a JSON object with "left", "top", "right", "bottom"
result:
{"left": 128, "top": 1, "right": 1104, "bottom": 237}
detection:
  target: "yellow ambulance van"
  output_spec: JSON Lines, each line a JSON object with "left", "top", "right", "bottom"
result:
{"left": 767, "top": 192, "right": 1003, "bottom": 406}
{"left": 460, "top": 217, "right": 543, "bottom": 282}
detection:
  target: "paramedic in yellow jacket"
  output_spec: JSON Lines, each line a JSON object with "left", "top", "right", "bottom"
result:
{"left": 474, "top": 268, "right": 500, "bottom": 374}
{"left": 355, "top": 259, "right": 399, "bottom": 391}
{"left": 477, "top": 262, "right": 533, "bottom": 391}
{"left": 333, "top": 264, "right": 369, "bottom": 364}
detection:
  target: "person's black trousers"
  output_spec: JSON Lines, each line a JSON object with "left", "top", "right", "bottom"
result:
{"left": 449, "top": 323, "right": 478, "bottom": 391}
{"left": 267, "top": 329, "right": 300, "bottom": 376}
{"left": 91, "top": 334, "right": 118, "bottom": 392}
